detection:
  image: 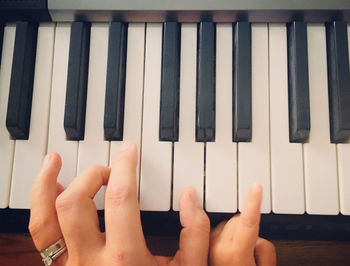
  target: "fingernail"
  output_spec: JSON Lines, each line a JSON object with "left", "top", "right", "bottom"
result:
{"left": 252, "top": 182, "right": 262, "bottom": 193}
{"left": 189, "top": 187, "right": 200, "bottom": 206}
{"left": 42, "top": 154, "right": 51, "bottom": 167}
{"left": 119, "top": 141, "right": 131, "bottom": 152}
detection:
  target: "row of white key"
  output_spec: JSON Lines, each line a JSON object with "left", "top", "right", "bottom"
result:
{"left": 0, "top": 22, "right": 349, "bottom": 215}
{"left": 0, "top": 24, "right": 15, "bottom": 208}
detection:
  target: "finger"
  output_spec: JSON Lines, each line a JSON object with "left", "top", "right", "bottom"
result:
{"left": 210, "top": 220, "right": 227, "bottom": 240}
{"left": 56, "top": 164, "right": 110, "bottom": 253}
{"left": 255, "top": 238, "right": 277, "bottom": 266}
{"left": 57, "top": 182, "right": 64, "bottom": 196}
{"left": 105, "top": 141, "right": 146, "bottom": 251}
{"left": 174, "top": 187, "right": 210, "bottom": 265}
{"left": 218, "top": 214, "right": 240, "bottom": 243}
{"left": 233, "top": 182, "right": 262, "bottom": 254}
{"left": 29, "top": 153, "right": 63, "bottom": 251}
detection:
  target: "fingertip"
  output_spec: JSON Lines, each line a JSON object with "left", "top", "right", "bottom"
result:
{"left": 112, "top": 141, "right": 138, "bottom": 167}
{"left": 179, "top": 186, "right": 199, "bottom": 207}
{"left": 34, "top": 153, "right": 62, "bottom": 187}
{"left": 39, "top": 153, "right": 62, "bottom": 181}
{"left": 179, "top": 187, "right": 208, "bottom": 229}
{"left": 43, "top": 152, "right": 61, "bottom": 167}
{"left": 251, "top": 182, "right": 262, "bottom": 194}
{"left": 119, "top": 141, "right": 137, "bottom": 152}
{"left": 177, "top": 188, "right": 210, "bottom": 265}
{"left": 246, "top": 182, "right": 263, "bottom": 209}
{"left": 231, "top": 183, "right": 263, "bottom": 251}
{"left": 120, "top": 141, "right": 137, "bottom": 156}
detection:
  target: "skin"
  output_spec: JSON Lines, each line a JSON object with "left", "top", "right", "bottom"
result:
{"left": 29, "top": 141, "right": 276, "bottom": 266}
{"left": 209, "top": 184, "right": 276, "bottom": 266}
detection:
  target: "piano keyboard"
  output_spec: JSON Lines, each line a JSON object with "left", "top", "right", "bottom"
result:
{"left": 1, "top": 21, "right": 350, "bottom": 218}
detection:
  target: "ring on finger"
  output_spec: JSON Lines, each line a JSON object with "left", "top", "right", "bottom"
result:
{"left": 40, "top": 238, "right": 67, "bottom": 266}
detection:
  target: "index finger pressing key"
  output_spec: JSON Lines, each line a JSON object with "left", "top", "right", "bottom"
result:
{"left": 233, "top": 182, "right": 263, "bottom": 254}
{"left": 104, "top": 141, "right": 146, "bottom": 250}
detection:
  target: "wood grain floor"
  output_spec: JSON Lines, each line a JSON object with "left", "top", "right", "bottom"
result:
{"left": 1, "top": 234, "right": 350, "bottom": 266}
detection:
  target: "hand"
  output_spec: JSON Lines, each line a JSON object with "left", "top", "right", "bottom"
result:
{"left": 209, "top": 183, "right": 276, "bottom": 266}
{"left": 29, "top": 141, "right": 210, "bottom": 266}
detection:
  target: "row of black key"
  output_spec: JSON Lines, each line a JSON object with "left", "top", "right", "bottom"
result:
{"left": 3, "top": 21, "right": 350, "bottom": 144}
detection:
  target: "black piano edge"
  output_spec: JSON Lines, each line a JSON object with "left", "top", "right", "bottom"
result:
{"left": 1, "top": 1, "right": 350, "bottom": 23}
{"left": 1, "top": 209, "right": 349, "bottom": 240}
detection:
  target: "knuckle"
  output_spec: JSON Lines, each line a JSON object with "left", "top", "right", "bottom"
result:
{"left": 105, "top": 186, "right": 132, "bottom": 207}
{"left": 55, "top": 192, "right": 81, "bottom": 214}
{"left": 107, "top": 248, "right": 134, "bottom": 266}
{"left": 240, "top": 216, "right": 258, "bottom": 229}
{"left": 28, "top": 218, "right": 44, "bottom": 239}
{"left": 196, "top": 212, "right": 211, "bottom": 233}
{"left": 111, "top": 251, "right": 127, "bottom": 266}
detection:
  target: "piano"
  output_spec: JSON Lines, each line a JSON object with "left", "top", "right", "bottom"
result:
{"left": 1, "top": 0, "right": 350, "bottom": 240}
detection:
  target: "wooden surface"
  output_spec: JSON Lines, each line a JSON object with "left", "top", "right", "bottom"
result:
{"left": 1, "top": 234, "right": 350, "bottom": 265}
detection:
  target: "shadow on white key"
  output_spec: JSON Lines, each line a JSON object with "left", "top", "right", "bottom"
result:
{"left": 337, "top": 25, "right": 350, "bottom": 215}
{"left": 109, "top": 23, "right": 145, "bottom": 196}
{"left": 47, "top": 23, "right": 78, "bottom": 189}
{"left": 238, "top": 23, "right": 271, "bottom": 214}
{"left": 10, "top": 24, "right": 55, "bottom": 209}
{"left": 269, "top": 24, "right": 305, "bottom": 214}
{"left": 0, "top": 24, "right": 15, "bottom": 208}
{"left": 304, "top": 24, "right": 339, "bottom": 215}
{"left": 77, "top": 24, "right": 109, "bottom": 210}
{"left": 173, "top": 24, "right": 204, "bottom": 211}
{"left": 140, "top": 23, "right": 172, "bottom": 211}
{"left": 206, "top": 23, "right": 237, "bottom": 213}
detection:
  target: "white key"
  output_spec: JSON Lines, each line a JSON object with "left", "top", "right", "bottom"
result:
{"left": 337, "top": 25, "right": 350, "bottom": 215}
{"left": 338, "top": 140, "right": 350, "bottom": 214}
{"left": 338, "top": 143, "right": 350, "bottom": 214}
{"left": 0, "top": 24, "right": 15, "bottom": 208}
{"left": 140, "top": 23, "right": 172, "bottom": 211}
{"left": 206, "top": 23, "right": 236, "bottom": 213}
{"left": 9, "top": 24, "right": 55, "bottom": 209}
{"left": 109, "top": 23, "right": 145, "bottom": 196}
{"left": 47, "top": 23, "right": 78, "bottom": 188}
{"left": 238, "top": 23, "right": 271, "bottom": 213}
{"left": 76, "top": 24, "right": 109, "bottom": 210}
{"left": 269, "top": 24, "right": 305, "bottom": 214}
{"left": 304, "top": 24, "right": 339, "bottom": 215}
{"left": 173, "top": 24, "right": 204, "bottom": 211}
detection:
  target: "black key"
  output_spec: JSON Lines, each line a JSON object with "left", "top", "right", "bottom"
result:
{"left": 6, "top": 22, "right": 38, "bottom": 140}
{"left": 233, "top": 22, "right": 252, "bottom": 142}
{"left": 287, "top": 21, "right": 310, "bottom": 143}
{"left": 326, "top": 21, "right": 350, "bottom": 143}
{"left": 64, "top": 22, "right": 91, "bottom": 140}
{"left": 159, "top": 22, "right": 181, "bottom": 141}
{"left": 0, "top": 23, "right": 4, "bottom": 66}
{"left": 196, "top": 22, "right": 215, "bottom": 142}
{"left": 104, "top": 22, "right": 127, "bottom": 141}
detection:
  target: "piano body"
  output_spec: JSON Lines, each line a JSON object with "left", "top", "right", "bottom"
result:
{"left": 1, "top": 0, "right": 350, "bottom": 240}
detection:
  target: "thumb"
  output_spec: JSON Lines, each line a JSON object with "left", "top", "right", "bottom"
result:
{"left": 175, "top": 187, "right": 210, "bottom": 266}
